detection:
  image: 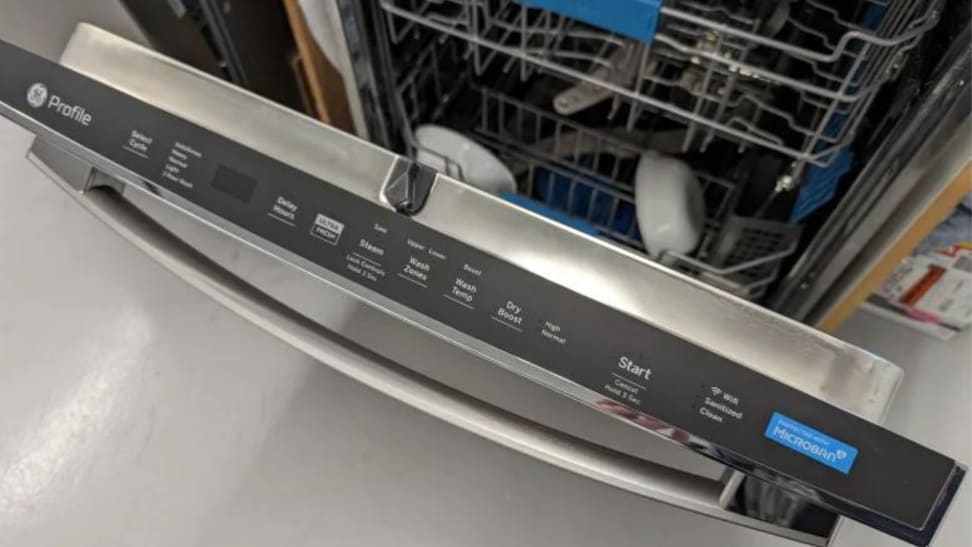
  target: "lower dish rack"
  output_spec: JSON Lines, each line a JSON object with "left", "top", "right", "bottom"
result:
{"left": 392, "top": 35, "right": 801, "bottom": 300}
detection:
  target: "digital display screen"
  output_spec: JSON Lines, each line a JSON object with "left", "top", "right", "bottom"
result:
{"left": 211, "top": 164, "right": 257, "bottom": 203}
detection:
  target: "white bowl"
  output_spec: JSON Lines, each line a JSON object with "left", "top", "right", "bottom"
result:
{"left": 634, "top": 151, "right": 706, "bottom": 258}
{"left": 415, "top": 125, "right": 516, "bottom": 196}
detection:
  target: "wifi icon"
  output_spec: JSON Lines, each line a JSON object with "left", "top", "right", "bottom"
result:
{"left": 710, "top": 386, "right": 722, "bottom": 397}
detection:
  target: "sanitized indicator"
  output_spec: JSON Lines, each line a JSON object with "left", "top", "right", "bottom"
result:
{"left": 764, "top": 412, "right": 859, "bottom": 474}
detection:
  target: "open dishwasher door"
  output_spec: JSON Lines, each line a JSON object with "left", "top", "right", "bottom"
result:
{"left": 0, "top": 25, "right": 964, "bottom": 547}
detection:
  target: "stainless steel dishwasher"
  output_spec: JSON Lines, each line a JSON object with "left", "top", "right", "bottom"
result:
{"left": 0, "top": 21, "right": 966, "bottom": 547}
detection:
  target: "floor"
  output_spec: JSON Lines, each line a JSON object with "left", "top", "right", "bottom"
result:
{"left": 0, "top": 6, "right": 970, "bottom": 547}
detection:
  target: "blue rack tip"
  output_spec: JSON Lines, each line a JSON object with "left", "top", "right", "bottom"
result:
{"left": 790, "top": 148, "right": 855, "bottom": 223}
{"left": 518, "top": 0, "right": 664, "bottom": 44}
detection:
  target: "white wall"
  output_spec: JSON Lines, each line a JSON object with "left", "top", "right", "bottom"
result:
{"left": 1, "top": 0, "right": 143, "bottom": 59}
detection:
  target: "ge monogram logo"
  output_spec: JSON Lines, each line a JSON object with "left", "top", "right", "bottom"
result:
{"left": 27, "top": 83, "right": 48, "bottom": 108}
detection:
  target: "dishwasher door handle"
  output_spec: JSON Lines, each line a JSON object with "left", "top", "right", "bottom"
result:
{"left": 44, "top": 174, "right": 828, "bottom": 547}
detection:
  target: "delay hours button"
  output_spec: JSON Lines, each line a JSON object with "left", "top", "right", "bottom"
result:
{"left": 492, "top": 299, "right": 525, "bottom": 333}
{"left": 268, "top": 195, "right": 298, "bottom": 227}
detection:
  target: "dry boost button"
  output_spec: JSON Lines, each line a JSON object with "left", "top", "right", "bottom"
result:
{"left": 492, "top": 300, "right": 524, "bottom": 332}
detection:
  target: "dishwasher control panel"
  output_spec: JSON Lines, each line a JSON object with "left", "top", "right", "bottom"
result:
{"left": 0, "top": 36, "right": 962, "bottom": 546}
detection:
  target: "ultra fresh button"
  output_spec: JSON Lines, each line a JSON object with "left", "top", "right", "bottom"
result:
{"left": 765, "top": 413, "right": 859, "bottom": 474}
{"left": 310, "top": 213, "right": 344, "bottom": 245}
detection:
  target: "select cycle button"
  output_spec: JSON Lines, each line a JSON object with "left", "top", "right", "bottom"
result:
{"left": 123, "top": 128, "right": 153, "bottom": 159}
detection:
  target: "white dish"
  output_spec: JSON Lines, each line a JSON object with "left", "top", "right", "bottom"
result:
{"left": 415, "top": 125, "right": 516, "bottom": 196}
{"left": 634, "top": 151, "right": 706, "bottom": 258}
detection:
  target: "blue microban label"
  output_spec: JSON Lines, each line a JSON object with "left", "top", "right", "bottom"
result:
{"left": 764, "top": 413, "right": 859, "bottom": 474}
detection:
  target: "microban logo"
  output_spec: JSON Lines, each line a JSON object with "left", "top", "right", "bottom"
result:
{"left": 764, "top": 412, "right": 859, "bottom": 474}
{"left": 26, "top": 82, "right": 92, "bottom": 126}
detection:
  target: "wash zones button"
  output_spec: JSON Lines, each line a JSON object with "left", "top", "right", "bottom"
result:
{"left": 764, "top": 412, "right": 859, "bottom": 474}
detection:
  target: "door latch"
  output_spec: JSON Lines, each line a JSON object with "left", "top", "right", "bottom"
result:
{"left": 382, "top": 159, "right": 438, "bottom": 216}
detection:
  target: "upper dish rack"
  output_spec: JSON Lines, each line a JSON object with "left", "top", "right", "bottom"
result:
{"left": 379, "top": 0, "right": 942, "bottom": 187}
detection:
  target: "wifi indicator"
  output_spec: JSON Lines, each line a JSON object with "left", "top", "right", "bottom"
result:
{"left": 710, "top": 386, "right": 722, "bottom": 397}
